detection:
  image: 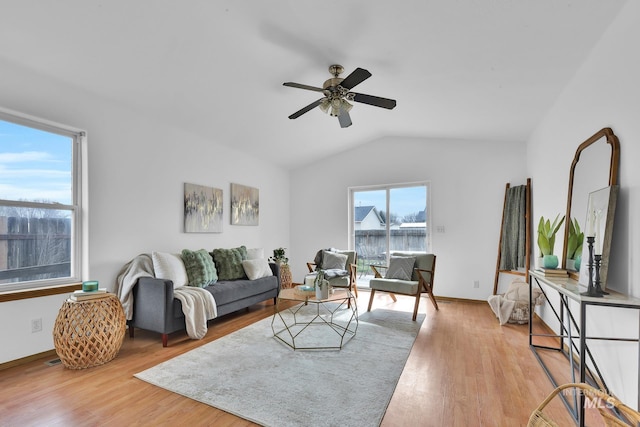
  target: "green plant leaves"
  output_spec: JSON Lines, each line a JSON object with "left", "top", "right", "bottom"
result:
{"left": 537, "top": 214, "right": 565, "bottom": 256}
{"left": 566, "top": 218, "right": 584, "bottom": 259}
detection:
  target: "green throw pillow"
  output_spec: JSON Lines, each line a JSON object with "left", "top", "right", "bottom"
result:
{"left": 181, "top": 249, "right": 218, "bottom": 287}
{"left": 211, "top": 246, "right": 247, "bottom": 281}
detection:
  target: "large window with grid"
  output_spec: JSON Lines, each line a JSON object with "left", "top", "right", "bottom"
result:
{"left": 0, "top": 110, "right": 83, "bottom": 291}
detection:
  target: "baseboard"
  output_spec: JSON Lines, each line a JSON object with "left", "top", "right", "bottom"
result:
{"left": 434, "top": 296, "right": 486, "bottom": 304}
{"left": 0, "top": 349, "right": 57, "bottom": 372}
{"left": 355, "top": 287, "right": 486, "bottom": 305}
{"left": 532, "top": 312, "right": 555, "bottom": 333}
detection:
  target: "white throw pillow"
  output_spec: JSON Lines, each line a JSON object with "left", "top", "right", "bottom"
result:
{"left": 385, "top": 256, "right": 416, "bottom": 281}
{"left": 246, "top": 248, "right": 264, "bottom": 260}
{"left": 241, "top": 258, "right": 273, "bottom": 280}
{"left": 152, "top": 251, "right": 188, "bottom": 288}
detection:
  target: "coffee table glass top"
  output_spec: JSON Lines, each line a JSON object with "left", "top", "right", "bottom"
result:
{"left": 272, "top": 287, "right": 358, "bottom": 350}
{"left": 278, "top": 287, "right": 351, "bottom": 303}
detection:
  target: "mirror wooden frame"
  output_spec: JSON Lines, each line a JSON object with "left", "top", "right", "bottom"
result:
{"left": 561, "top": 127, "right": 620, "bottom": 280}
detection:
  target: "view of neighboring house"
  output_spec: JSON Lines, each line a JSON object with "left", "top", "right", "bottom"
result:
{"left": 355, "top": 205, "right": 427, "bottom": 230}
{"left": 354, "top": 205, "right": 384, "bottom": 230}
{"left": 399, "top": 209, "right": 426, "bottom": 230}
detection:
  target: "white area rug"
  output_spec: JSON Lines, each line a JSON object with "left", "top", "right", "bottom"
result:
{"left": 134, "top": 306, "right": 425, "bottom": 427}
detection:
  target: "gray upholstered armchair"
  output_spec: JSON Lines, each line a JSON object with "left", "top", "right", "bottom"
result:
{"left": 367, "top": 251, "right": 438, "bottom": 320}
{"left": 306, "top": 249, "right": 358, "bottom": 298}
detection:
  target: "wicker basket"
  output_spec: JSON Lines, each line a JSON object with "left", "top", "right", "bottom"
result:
{"left": 280, "top": 264, "right": 293, "bottom": 289}
{"left": 508, "top": 300, "right": 531, "bottom": 324}
{"left": 53, "top": 294, "right": 126, "bottom": 369}
{"left": 528, "top": 383, "right": 640, "bottom": 426}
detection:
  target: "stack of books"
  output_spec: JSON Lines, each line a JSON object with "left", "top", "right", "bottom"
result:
{"left": 537, "top": 267, "right": 569, "bottom": 278}
{"left": 69, "top": 288, "right": 110, "bottom": 302}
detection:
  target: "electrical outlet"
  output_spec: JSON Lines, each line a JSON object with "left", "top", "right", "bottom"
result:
{"left": 436, "top": 225, "right": 445, "bottom": 233}
{"left": 473, "top": 280, "right": 480, "bottom": 289}
{"left": 31, "top": 318, "right": 42, "bottom": 333}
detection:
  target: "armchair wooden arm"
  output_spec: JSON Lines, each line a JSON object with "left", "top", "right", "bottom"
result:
{"left": 306, "top": 262, "right": 316, "bottom": 273}
{"left": 348, "top": 262, "right": 358, "bottom": 298}
{"left": 369, "top": 264, "right": 396, "bottom": 302}
{"left": 370, "top": 264, "right": 388, "bottom": 279}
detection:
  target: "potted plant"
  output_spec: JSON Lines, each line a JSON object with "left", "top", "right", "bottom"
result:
{"left": 566, "top": 218, "right": 584, "bottom": 271}
{"left": 269, "top": 248, "right": 292, "bottom": 288}
{"left": 269, "top": 247, "right": 288, "bottom": 265}
{"left": 537, "top": 214, "right": 565, "bottom": 269}
{"left": 314, "top": 270, "right": 330, "bottom": 299}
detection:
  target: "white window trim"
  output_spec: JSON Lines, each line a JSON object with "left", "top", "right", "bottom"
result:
{"left": 348, "top": 181, "right": 431, "bottom": 255}
{"left": 0, "top": 107, "right": 86, "bottom": 291}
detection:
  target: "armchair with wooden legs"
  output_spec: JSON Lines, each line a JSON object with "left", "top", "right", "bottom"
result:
{"left": 306, "top": 249, "right": 358, "bottom": 299}
{"left": 367, "top": 252, "right": 438, "bottom": 320}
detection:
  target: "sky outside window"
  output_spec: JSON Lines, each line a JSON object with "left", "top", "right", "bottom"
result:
{"left": 354, "top": 186, "right": 426, "bottom": 219}
{"left": 0, "top": 119, "right": 72, "bottom": 205}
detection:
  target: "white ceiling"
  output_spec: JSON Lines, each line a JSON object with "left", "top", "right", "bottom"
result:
{"left": 0, "top": 1, "right": 627, "bottom": 169}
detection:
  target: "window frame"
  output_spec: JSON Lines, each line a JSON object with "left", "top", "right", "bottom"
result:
{"left": 0, "top": 108, "right": 84, "bottom": 292}
{"left": 348, "top": 181, "right": 431, "bottom": 258}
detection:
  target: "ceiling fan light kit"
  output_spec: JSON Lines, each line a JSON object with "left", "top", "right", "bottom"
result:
{"left": 319, "top": 98, "right": 353, "bottom": 117}
{"left": 283, "top": 64, "right": 396, "bottom": 128}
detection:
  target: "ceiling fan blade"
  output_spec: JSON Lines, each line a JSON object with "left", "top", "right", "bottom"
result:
{"left": 339, "top": 68, "right": 372, "bottom": 90}
{"left": 338, "top": 110, "right": 352, "bottom": 128}
{"left": 352, "top": 93, "right": 397, "bottom": 110}
{"left": 288, "top": 98, "right": 325, "bottom": 119}
{"left": 283, "top": 82, "right": 325, "bottom": 92}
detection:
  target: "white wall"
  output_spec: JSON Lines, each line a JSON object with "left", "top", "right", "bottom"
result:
{"left": 289, "top": 136, "right": 527, "bottom": 300}
{"left": 0, "top": 60, "right": 290, "bottom": 364}
{"left": 528, "top": 1, "right": 640, "bottom": 408}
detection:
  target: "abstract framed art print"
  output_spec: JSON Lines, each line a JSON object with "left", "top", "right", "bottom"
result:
{"left": 230, "top": 183, "right": 259, "bottom": 226}
{"left": 184, "top": 183, "right": 223, "bottom": 233}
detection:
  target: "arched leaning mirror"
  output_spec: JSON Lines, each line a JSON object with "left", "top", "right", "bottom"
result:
{"left": 561, "top": 127, "right": 620, "bottom": 281}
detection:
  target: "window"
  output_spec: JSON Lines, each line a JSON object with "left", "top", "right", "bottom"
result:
{"left": 0, "top": 109, "right": 83, "bottom": 291}
{"left": 349, "top": 183, "right": 430, "bottom": 285}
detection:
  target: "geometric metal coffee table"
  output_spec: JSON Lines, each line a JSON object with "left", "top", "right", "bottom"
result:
{"left": 271, "top": 288, "right": 358, "bottom": 350}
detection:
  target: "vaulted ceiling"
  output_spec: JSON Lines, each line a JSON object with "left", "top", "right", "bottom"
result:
{"left": 0, "top": 1, "right": 627, "bottom": 169}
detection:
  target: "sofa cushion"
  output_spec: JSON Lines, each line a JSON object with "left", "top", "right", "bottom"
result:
{"left": 241, "top": 258, "right": 273, "bottom": 280}
{"left": 322, "top": 250, "right": 348, "bottom": 270}
{"left": 211, "top": 246, "right": 248, "bottom": 280}
{"left": 152, "top": 251, "right": 188, "bottom": 288}
{"left": 181, "top": 249, "right": 218, "bottom": 287}
{"left": 245, "top": 247, "right": 264, "bottom": 260}
{"left": 369, "top": 278, "right": 419, "bottom": 295}
{"left": 385, "top": 256, "right": 416, "bottom": 281}
{"left": 206, "top": 276, "right": 277, "bottom": 306}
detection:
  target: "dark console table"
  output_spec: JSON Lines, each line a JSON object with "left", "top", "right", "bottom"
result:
{"left": 528, "top": 270, "right": 640, "bottom": 426}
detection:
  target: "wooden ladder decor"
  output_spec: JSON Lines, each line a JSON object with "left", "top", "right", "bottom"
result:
{"left": 493, "top": 178, "right": 532, "bottom": 295}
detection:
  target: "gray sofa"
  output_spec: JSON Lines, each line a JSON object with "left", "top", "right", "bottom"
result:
{"left": 128, "top": 262, "right": 280, "bottom": 346}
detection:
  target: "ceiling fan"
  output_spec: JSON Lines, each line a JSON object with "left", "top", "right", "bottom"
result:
{"left": 283, "top": 64, "right": 397, "bottom": 128}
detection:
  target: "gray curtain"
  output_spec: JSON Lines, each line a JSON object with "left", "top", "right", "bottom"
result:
{"left": 499, "top": 185, "right": 527, "bottom": 270}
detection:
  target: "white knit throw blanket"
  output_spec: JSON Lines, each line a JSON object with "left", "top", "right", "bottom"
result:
{"left": 174, "top": 287, "right": 218, "bottom": 340}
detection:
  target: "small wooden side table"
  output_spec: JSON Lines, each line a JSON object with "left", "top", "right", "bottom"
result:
{"left": 53, "top": 293, "right": 126, "bottom": 369}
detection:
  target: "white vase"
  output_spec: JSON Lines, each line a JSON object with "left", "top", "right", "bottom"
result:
{"left": 315, "top": 280, "right": 329, "bottom": 299}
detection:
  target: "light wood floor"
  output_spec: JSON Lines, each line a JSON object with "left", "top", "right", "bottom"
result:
{"left": 0, "top": 292, "right": 579, "bottom": 427}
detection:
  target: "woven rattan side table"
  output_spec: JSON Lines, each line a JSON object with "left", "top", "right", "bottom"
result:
{"left": 53, "top": 293, "right": 126, "bottom": 369}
